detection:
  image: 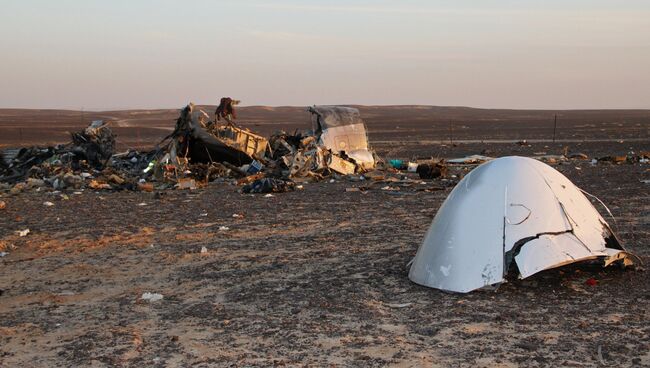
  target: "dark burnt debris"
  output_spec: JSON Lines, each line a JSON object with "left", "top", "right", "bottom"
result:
{"left": 149, "top": 102, "right": 390, "bottom": 192}
{"left": 0, "top": 120, "right": 121, "bottom": 188}
{"left": 0, "top": 100, "right": 427, "bottom": 194}
{"left": 2, "top": 100, "right": 648, "bottom": 196}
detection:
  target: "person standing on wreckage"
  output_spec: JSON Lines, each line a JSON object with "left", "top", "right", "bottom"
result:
{"left": 214, "top": 97, "right": 240, "bottom": 124}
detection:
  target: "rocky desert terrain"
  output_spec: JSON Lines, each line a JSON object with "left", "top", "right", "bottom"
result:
{"left": 1, "top": 106, "right": 649, "bottom": 367}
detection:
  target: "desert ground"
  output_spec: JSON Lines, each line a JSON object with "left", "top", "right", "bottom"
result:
{"left": 0, "top": 106, "right": 649, "bottom": 367}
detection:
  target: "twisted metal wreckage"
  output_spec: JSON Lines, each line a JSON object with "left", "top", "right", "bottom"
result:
{"left": 0, "top": 101, "right": 379, "bottom": 192}
{"left": 150, "top": 103, "right": 379, "bottom": 191}
{"left": 0, "top": 120, "right": 121, "bottom": 189}
{"left": 408, "top": 156, "right": 637, "bottom": 293}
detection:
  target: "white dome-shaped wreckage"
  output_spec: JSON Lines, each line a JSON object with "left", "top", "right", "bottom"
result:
{"left": 408, "top": 156, "right": 635, "bottom": 293}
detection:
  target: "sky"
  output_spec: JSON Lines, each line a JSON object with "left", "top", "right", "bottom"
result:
{"left": 1, "top": 0, "right": 649, "bottom": 110}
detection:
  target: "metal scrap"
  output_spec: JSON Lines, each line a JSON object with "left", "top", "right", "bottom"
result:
{"left": 242, "top": 178, "right": 295, "bottom": 194}
{"left": 0, "top": 100, "right": 388, "bottom": 194}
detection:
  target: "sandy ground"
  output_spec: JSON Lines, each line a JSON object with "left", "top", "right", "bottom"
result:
{"left": 0, "top": 109, "right": 649, "bottom": 367}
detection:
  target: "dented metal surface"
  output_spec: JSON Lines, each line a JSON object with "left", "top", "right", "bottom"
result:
{"left": 408, "top": 156, "right": 634, "bottom": 293}
{"left": 309, "top": 106, "right": 375, "bottom": 168}
{"left": 164, "top": 102, "right": 267, "bottom": 169}
{"left": 328, "top": 154, "right": 356, "bottom": 175}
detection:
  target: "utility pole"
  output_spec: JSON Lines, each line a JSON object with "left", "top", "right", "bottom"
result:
{"left": 552, "top": 114, "right": 557, "bottom": 143}
{"left": 449, "top": 121, "right": 453, "bottom": 145}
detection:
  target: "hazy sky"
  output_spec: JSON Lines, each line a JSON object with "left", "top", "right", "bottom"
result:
{"left": 1, "top": 0, "right": 649, "bottom": 109}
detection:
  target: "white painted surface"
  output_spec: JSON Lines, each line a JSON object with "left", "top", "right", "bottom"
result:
{"left": 408, "top": 156, "right": 631, "bottom": 293}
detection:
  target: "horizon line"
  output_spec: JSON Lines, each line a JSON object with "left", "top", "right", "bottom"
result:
{"left": 2, "top": 104, "right": 650, "bottom": 113}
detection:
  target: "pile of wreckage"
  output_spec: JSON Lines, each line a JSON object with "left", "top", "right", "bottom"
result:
{"left": 0, "top": 101, "right": 395, "bottom": 194}
{"left": 134, "top": 102, "right": 384, "bottom": 193}
{"left": 4, "top": 99, "right": 645, "bottom": 195}
{"left": 0, "top": 120, "right": 136, "bottom": 193}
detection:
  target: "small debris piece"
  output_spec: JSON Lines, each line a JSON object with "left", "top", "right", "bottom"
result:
{"left": 407, "top": 162, "right": 419, "bottom": 172}
{"left": 585, "top": 278, "right": 598, "bottom": 286}
{"left": 385, "top": 302, "right": 412, "bottom": 308}
{"left": 0, "top": 252, "right": 8, "bottom": 257}
{"left": 88, "top": 180, "right": 111, "bottom": 190}
{"left": 140, "top": 292, "right": 164, "bottom": 302}
{"left": 26, "top": 178, "right": 45, "bottom": 188}
{"left": 237, "top": 173, "right": 265, "bottom": 186}
{"left": 10, "top": 183, "right": 25, "bottom": 194}
{"left": 381, "top": 186, "right": 399, "bottom": 191}
{"left": 569, "top": 153, "right": 589, "bottom": 160}
{"left": 0, "top": 200, "right": 5, "bottom": 210}
{"left": 534, "top": 155, "right": 567, "bottom": 163}
{"left": 138, "top": 182, "right": 154, "bottom": 192}
{"left": 246, "top": 160, "right": 264, "bottom": 174}
{"left": 362, "top": 171, "right": 385, "bottom": 181}
{"left": 598, "top": 155, "right": 627, "bottom": 164}
{"left": 200, "top": 246, "right": 208, "bottom": 254}
{"left": 176, "top": 178, "right": 197, "bottom": 190}
{"left": 218, "top": 226, "right": 230, "bottom": 231}
{"left": 108, "top": 174, "right": 125, "bottom": 185}
{"left": 328, "top": 155, "right": 356, "bottom": 175}
{"left": 264, "top": 194, "right": 274, "bottom": 198}
{"left": 43, "top": 201, "right": 54, "bottom": 207}
{"left": 242, "top": 178, "right": 295, "bottom": 194}
{"left": 416, "top": 163, "right": 448, "bottom": 179}
{"left": 447, "top": 155, "right": 494, "bottom": 164}
{"left": 346, "top": 187, "right": 361, "bottom": 192}
{"left": 63, "top": 173, "right": 84, "bottom": 189}
{"left": 388, "top": 159, "right": 406, "bottom": 170}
